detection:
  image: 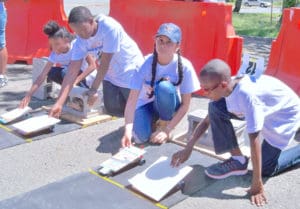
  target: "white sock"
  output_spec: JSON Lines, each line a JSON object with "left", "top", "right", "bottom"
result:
{"left": 0, "top": 74, "right": 5, "bottom": 78}
{"left": 232, "top": 155, "right": 246, "bottom": 164}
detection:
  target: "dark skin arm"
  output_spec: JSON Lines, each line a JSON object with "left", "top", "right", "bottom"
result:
{"left": 49, "top": 60, "right": 82, "bottom": 118}
{"left": 248, "top": 131, "right": 267, "bottom": 206}
{"left": 171, "top": 115, "right": 210, "bottom": 167}
{"left": 86, "top": 52, "right": 114, "bottom": 105}
{"left": 74, "top": 54, "right": 96, "bottom": 86}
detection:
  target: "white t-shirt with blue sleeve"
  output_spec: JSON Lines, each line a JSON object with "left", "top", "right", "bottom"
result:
{"left": 131, "top": 54, "right": 200, "bottom": 108}
{"left": 71, "top": 15, "right": 144, "bottom": 88}
{"left": 225, "top": 75, "right": 300, "bottom": 150}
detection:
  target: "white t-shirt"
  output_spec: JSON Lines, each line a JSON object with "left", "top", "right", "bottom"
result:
{"left": 71, "top": 15, "right": 144, "bottom": 89}
{"left": 131, "top": 54, "right": 200, "bottom": 108}
{"left": 48, "top": 39, "right": 96, "bottom": 88}
{"left": 225, "top": 75, "right": 300, "bottom": 150}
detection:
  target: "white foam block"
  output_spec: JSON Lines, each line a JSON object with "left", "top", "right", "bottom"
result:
{"left": 128, "top": 156, "right": 192, "bottom": 202}
{"left": 0, "top": 107, "right": 32, "bottom": 124}
{"left": 12, "top": 115, "right": 60, "bottom": 135}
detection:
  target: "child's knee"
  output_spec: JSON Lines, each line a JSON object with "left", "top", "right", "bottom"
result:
{"left": 156, "top": 80, "right": 175, "bottom": 94}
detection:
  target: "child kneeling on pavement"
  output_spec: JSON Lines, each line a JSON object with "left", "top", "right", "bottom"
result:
{"left": 172, "top": 59, "right": 300, "bottom": 206}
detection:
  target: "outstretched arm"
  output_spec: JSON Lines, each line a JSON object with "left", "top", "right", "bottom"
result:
{"left": 19, "top": 61, "right": 53, "bottom": 108}
{"left": 248, "top": 132, "right": 267, "bottom": 206}
{"left": 49, "top": 60, "right": 82, "bottom": 118}
{"left": 171, "top": 114, "right": 210, "bottom": 167}
{"left": 121, "top": 89, "right": 140, "bottom": 148}
{"left": 87, "top": 52, "right": 113, "bottom": 105}
{"left": 73, "top": 54, "right": 96, "bottom": 86}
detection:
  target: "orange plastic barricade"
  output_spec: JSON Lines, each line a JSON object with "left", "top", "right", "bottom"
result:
{"left": 109, "top": 0, "right": 242, "bottom": 80}
{"left": 265, "top": 8, "right": 300, "bottom": 96}
{"left": 6, "top": 0, "right": 69, "bottom": 64}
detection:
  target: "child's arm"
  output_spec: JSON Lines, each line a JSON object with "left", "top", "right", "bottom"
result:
{"left": 49, "top": 60, "right": 83, "bottom": 118}
{"left": 87, "top": 52, "right": 113, "bottom": 106}
{"left": 171, "top": 113, "right": 209, "bottom": 167}
{"left": 19, "top": 61, "right": 53, "bottom": 108}
{"left": 121, "top": 89, "right": 140, "bottom": 148}
{"left": 248, "top": 132, "right": 267, "bottom": 206}
{"left": 73, "top": 54, "right": 96, "bottom": 87}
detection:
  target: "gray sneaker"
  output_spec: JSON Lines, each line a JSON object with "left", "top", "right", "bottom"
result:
{"left": 205, "top": 157, "right": 249, "bottom": 179}
{"left": 0, "top": 76, "right": 8, "bottom": 88}
{"left": 294, "top": 128, "right": 300, "bottom": 142}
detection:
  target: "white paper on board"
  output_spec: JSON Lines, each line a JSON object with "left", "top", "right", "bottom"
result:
{"left": 12, "top": 115, "right": 60, "bottom": 135}
{"left": 0, "top": 107, "right": 32, "bottom": 124}
{"left": 128, "top": 156, "right": 193, "bottom": 202}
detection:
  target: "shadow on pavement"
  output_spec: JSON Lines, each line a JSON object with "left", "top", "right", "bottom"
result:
{"left": 96, "top": 126, "right": 124, "bottom": 155}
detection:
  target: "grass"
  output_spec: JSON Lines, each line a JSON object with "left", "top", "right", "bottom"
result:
{"left": 232, "top": 13, "right": 281, "bottom": 38}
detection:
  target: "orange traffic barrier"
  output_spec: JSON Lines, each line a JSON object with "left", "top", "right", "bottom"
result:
{"left": 265, "top": 8, "right": 300, "bottom": 96}
{"left": 109, "top": 0, "right": 242, "bottom": 79}
{"left": 6, "top": 0, "right": 69, "bottom": 64}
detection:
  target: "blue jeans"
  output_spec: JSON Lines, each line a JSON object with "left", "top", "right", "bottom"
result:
{"left": 103, "top": 80, "right": 130, "bottom": 117}
{"left": 209, "top": 97, "right": 300, "bottom": 177}
{"left": 0, "top": 9, "right": 7, "bottom": 49}
{"left": 47, "top": 67, "right": 88, "bottom": 88}
{"left": 133, "top": 80, "right": 180, "bottom": 142}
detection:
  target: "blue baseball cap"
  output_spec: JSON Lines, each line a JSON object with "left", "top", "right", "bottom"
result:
{"left": 156, "top": 23, "right": 181, "bottom": 43}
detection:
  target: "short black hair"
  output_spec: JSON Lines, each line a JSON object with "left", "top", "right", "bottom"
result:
{"left": 68, "top": 6, "right": 93, "bottom": 24}
{"left": 200, "top": 59, "right": 231, "bottom": 82}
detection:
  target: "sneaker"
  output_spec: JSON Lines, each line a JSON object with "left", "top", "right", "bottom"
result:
{"left": 0, "top": 76, "right": 8, "bottom": 88}
{"left": 294, "top": 128, "right": 300, "bottom": 142}
{"left": 205, "top": 157, "right": 249, "bottom": 179}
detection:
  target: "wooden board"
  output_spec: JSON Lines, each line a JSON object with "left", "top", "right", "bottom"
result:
{"left": 60, "top": 112, "right": 112, "bottom": 127}
{"left": 171, "top": 132, "right": 250, "bottom": 161}
{"left": 42, "top": 106, "right": 112, "bottom": 127}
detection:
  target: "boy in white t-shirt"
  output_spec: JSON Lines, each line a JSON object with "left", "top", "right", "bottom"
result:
{"left": 121, "top": 23, "right": 200, "bottom": 147}
{"left": 171, "top": 59, "right": 300, "bottom": 206}
{"left": 49, "top": 6, "right": 144, "bottom": 118}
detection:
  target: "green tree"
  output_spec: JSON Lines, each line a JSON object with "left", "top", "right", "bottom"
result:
{"left": 233, "top": 0, "right": 243, "bottom": 12}
{"left": 278, "top": 0, "right": 297, "bottom": 24}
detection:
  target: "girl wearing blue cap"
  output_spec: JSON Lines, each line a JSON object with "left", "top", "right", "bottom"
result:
{"left": 122, "top": 23, "right": 200, "bottom": 146}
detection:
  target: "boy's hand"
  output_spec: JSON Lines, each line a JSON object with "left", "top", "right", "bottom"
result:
{"left": 49, "top": 103, "right": 62, "bottom": 118}
{"left": 171, "top": 147, "right": 192, "bottom": 167}
{"left": 86, "top": 89, "right": 98, "bottom": 106}
{"left": 248, "top": 181, "right": 267, "bottom": 206}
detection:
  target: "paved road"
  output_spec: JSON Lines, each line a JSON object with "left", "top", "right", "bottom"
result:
{"left": 240, "top": 6, "right": 281, "bottom": 13}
